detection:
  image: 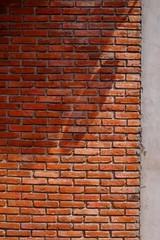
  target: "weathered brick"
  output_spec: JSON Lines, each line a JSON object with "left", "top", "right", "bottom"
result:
{"left": 0, "top": 0, "right": 141, "bottom": 238}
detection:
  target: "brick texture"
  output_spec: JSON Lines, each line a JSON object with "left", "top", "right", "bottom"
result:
{"left": 0, "top": 0, "right": 141, "bottom": 239}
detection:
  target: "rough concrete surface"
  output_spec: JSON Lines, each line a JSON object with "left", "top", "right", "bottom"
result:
{"left": 141, "top": 0, "right": 160, "bottom": 239}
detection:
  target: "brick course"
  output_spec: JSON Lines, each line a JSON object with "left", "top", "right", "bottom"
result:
{"left": 0, "top": 0, "right": 141, "bottom": 239}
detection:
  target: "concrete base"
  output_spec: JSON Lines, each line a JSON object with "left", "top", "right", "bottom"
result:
{"left": 141, "top": 0, "right": 160, "bottom": 239}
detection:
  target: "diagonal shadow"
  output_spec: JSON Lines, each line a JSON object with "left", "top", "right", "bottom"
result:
{"left": 48, "top": 0, "right": 140, "bottom": 156}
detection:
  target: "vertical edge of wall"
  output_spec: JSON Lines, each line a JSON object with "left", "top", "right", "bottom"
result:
{"left": 141, "top": 0, "right": 160, "bottom": 239}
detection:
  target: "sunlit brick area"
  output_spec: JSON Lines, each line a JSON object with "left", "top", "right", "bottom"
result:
{"left": 0, "top": 0, "right": 141, "bottom": 239}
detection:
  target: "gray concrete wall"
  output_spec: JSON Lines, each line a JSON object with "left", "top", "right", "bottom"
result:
{"left": 141, "top": 0, "right": 160, "bottom": 239}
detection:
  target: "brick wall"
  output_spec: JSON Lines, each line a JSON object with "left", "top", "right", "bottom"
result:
{"left": 0, "top": 0, "right": 141, "bottom": 239}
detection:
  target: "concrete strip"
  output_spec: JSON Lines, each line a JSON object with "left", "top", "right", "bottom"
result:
{"left": 141, "top": 0, "right": 160, "bottom": 239}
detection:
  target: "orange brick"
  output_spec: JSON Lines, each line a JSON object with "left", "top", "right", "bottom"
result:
{"left": 0, "top": 0, "right": 141, "bottom": 238}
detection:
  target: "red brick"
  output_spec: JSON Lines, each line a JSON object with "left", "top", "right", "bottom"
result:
{"left": 58, "top": 231, "right": 82, "bottom": 237}
{"left": 24, "top": 0, "right": 48, "bottom": 6}
{"left": 77, "top": 15, "right": 102, "bottom": 22}
{"left": 37, "top": 8, "right": 60, "bottom": 15}
{"left": 7, "top": 215, "right": 31, "bottom": 222}
{"left": 0, "top": 0, "right": 141, "bottom": 238}
{"left": 22, "top": 193, "right": 46, "bottom": 200}
{"left": 10, "top": 7, "right": 34, "bottom": 14}
{"left": 86, "top": 231, "right": 109, "bottom": 237}
{"left": 7, "top": 230, "right": 30, "bottom": 237}
{"left": 23, "top": 30, "right": 47, "bottom": 37}
{"left": 8, "top": 185, "right": 32, "bottom": 192}
{"left": 21, "top": 223, "right": 46, "bottom": 229}
{"left": 33, "top": 216, "right": 56, "bottom": 223}
{"left": 74, "top": 223, "right": 98, "bottom": 230}
{"left": 8, "top": 200, "right": 32, "bottom": 207}
{"left": 32, "top": 230, "right": 56, "bottom": 237}
{"left": 10, "top": 53, "right": 36, "bottom": 59}
{"left": 0, "top": 207, "right": 19, "bottom": 214}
